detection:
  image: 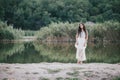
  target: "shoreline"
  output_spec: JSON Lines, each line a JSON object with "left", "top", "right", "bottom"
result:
{"left": 0, "top": 62, "right": 120, "bottom": 80}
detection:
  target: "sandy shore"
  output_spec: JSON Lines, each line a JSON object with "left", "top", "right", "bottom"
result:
{"left": 0, "top": 62, "right": 120, "bottom": 80}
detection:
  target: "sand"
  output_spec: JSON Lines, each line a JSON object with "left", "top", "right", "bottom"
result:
{"left": 0, "top": 62, "right": 120, "bottom": 80}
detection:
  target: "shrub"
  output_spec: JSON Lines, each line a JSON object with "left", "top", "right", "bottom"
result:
{"left": 36, "top": 21, "right": 120, "bottom": 42}
{"left": 0, "top": 21, "right": 25, "bottom": 40}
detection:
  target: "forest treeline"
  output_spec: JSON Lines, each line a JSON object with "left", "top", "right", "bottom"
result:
{"left": 0, "top": 0, "right": 120, "bottom": 30}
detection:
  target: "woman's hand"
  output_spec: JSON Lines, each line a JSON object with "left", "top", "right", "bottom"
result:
{"left": 75, "top": 41, "right": 78, "bottom": 45}
{"left": 84, "top": 43, "right": 86, "bottom": 47}
{"left": 84, "top": 39, "right": 88, "bottom": 47}
{"left": 84, "top": 41, "right": 87, "bottom": 47}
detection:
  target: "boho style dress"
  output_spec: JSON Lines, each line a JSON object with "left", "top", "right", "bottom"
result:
{"left": 75, "top": 30, "right": 87, "bottom": 61}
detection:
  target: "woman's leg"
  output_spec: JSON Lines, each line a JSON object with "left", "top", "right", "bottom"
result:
{"left": 80, "top": 61, "right": 83, "bottom": 64}
{"left": 77, "top": 60, "right": 83, "bottom": 64}
{"left": 79, "top": 61, "right": 81, "bottom": 64}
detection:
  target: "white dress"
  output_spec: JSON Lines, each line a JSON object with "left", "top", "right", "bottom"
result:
{"left": 75, "top": 31, "right": 87, "bottom": 61}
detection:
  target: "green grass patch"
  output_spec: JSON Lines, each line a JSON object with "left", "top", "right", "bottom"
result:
{"left": 66, "top": 71, "right": 79, "bottom": 77}
{"left": 47, "top": 68, "right": 61, "bottom": 74}
{"left": 113, "top": 77, "right": 120, "bottom": 80}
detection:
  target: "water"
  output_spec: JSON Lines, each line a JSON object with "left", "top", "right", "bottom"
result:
{"left": 0, "top": 41, "right": 120, "bottom": 63}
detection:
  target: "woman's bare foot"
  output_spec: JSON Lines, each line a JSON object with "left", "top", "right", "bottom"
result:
{"left": 77, "top": 61, "right": 83, "bottom": 64}
{"left": 80, "top": 61, "right": 83, "bottom": 64}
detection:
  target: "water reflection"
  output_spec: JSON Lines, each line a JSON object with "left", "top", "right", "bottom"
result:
{"left": 0, "top": 41, "right": 120, "bottom": 63}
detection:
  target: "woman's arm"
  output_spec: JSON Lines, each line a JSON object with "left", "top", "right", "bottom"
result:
{"left": 85, "top": 30, "right": 88, "bottom": 43}
{"left": 84, "top": 30, "right": 88, "bottom": 47}
{"left": 76, "top": 33, "right": 78, "bottom": 40}
{"left": 75, "top": 32, "right": 78, "bottom": 45}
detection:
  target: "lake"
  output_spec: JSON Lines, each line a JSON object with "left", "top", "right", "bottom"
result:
{"left": 0, "top": 41, "right": 120, "bottom": 63}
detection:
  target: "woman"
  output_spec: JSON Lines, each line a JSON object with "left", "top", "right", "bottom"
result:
{"left": 75, "top": 23, "right": 88, "bottom": 64}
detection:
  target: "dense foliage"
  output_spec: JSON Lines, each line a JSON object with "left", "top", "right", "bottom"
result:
{"left": 0, "top": 21, "right": 24, "bottom": 40}
{"left": 36, "top": 21, "right": 120, "bottom": 42}
{"left": 0, "top": 0, "right": 120, "bottom": 30}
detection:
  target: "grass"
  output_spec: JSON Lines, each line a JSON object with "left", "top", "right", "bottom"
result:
{"left": 39, "top": 77, "right": 49, "bottom": 80}
{"left": 82, "top": 71, "right": 99, "bottom": 78}
{"left": 56, "top": 77, "right": 64, "bottom": 80}
{"left": 56, "top": 77, "right": 80, "bottom": 80}
{"left": 25, "top": 72, "right": 30, "bottom": 74}
{"left": 113, "top": 77, "right": 120, "bottom": 80}
{"left": 66, "top": 71, "right": 79, "bottom": 77}
{"left": 2, "top": 78, "right": 8, "bottom": 80}
{"left": 41, "top": 67, "right": 61, "bottom": 74}
{"left": 2, "top": 78, "right": 16, "bottom": 80}
{"left": 47, "top": 68, "right": 61, "bottom": 74}
{"left": 32, "top": 72, "right": 39, "bottom": 74}
{"left": 15, "top": 67, "right": 21, "bottom": 69}
{"left": 83, "top": 72, "right": 92, "bottom": 77}
{"left": 64, "top": 78, "right": 80, "bottom": 80}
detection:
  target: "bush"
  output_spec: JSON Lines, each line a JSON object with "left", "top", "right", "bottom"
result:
{"left": 36, "top": 22, "right": 78, "bottom": 41}
{"left": 24, "top": 30, "right": 35, "bottom": 36}
{"left": 36, "top": 21, "right": 120, "bottom": 42}
{"left": 0, "top": 29, "right": 14, "bottom": 40}
{"left": 0, "top": 21, "right": 25, "bottom": 40}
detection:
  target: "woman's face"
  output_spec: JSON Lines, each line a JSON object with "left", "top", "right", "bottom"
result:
{"left": 79, "top": 24, "right": 83, "bottom": 29}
